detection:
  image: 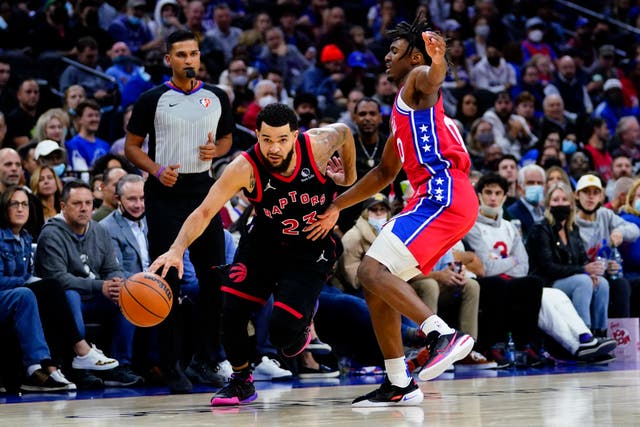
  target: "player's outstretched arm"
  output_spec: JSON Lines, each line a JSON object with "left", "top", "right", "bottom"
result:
{"left": 410, "top": 31, "right": 448, "bottom": 99}
{"left": 308, "top": 123, "right": 357, "bottom": 186}
{"left": 305, "top": 134, "right": 401, "bottom": 240}
{"left": 147, "top": 156, "right": 252, "bottom": 278}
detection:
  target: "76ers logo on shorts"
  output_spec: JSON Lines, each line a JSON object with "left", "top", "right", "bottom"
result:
{"left": 229, "top": 263, "right": 248, "bottom": 283}
{"left": 199, "top": 98, "right": 211, "bottom": 109}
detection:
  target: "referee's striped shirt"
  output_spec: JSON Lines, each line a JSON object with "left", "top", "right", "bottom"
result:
{"left": 127, "top": 81, "right": 234, "bottom": 174}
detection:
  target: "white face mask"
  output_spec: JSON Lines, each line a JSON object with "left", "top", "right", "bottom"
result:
{"left": 528, "top": 29, "right": 544, "bottom": 43}
{"left": 475, "top": 25, "right": 490, "bottom": 38}
{"left": 368, "top": 216, "right": 387, "bottom": 233}
{"left": 258, "top": 95, "right": 278, "bottom": 108}
{"left": 230, "top": 74, "right": 248, "bottom": 86}
{"left": 479, "top": 198, "right": 503, "bottom": 218}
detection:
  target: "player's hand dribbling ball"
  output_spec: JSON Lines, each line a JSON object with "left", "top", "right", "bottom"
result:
{"left": 119, "top": 272, "right": 173, "bottom": 327}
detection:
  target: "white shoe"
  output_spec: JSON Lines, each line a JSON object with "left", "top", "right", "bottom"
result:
{"left": 253, "top": 356, "right": 293, "bottom": 381}
{"left": 72, "top": 345, "right": 119, "bottom": 371}
{"left": 215, "top": 360, "right": 233, "bottom": 382}
{"left": 49, "top": 369, "right": 77, "bottom": 391}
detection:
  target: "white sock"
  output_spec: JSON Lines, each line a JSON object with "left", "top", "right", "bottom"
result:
{"left": 384, "top": 357, "right": 411, "bottom": 388}
{"left": 420, "top": 315, "right": 455, "bottom": 336}
{"left": 27, "top": 364, "right": 41, "bottom": 376}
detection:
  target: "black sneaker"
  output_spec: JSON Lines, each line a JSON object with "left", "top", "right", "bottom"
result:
{"left": 298, "top": 363, "right": 340, "bottom": 379}
{"left": 210, "top": 374, "right": 257, "bottom": 406}
{"left": 164, "top": 363, "right": 192, "bottom": 394}
{"left": 587, "top": 353, "right": 617, "bottom": 365}
{"left": 575, "top": 337, "right": 617, "bottom": 360}
{"left": 185, "top": 356, "right": 224, "bottom": 387}
{"left": 306, "top": 337, "right": 332, "bottom": 355}
{"left": 67, "top": 369, "right": 104, "bottom": 389}
{"left": 20, "top": 369, "right": 70, "bottom": 392}
{"left": 100, "top": 365, "right": 144, "bottom": 387}
{"left": 352, "top": 376, "right": 423, "bottom": 407}
{"left": 417, "top": 330, "right": 474, "bottom": 381}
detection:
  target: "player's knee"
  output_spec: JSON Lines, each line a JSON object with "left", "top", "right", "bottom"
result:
{"left": 357, "top": 258, "right": 376, "bottom": 289}
{"left": 269, "top": 308, "right": 306, "bottom": 350}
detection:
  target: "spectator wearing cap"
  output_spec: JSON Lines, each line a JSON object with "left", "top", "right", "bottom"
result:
{"left": 544, "top": 56, "right": 593, "bottom": 118}
{"left": 297, "top": 44, "right": 344, "bottom": 109}
{"left": 590, "top": 44, "right": 639, "bottom": 108}
{"left": 108, "top": 0, "right": 161, "bottom": 55}
{"left": 593, "top": 78, "right": 640, "bottom": 135}
{"left": 521, "top": 17, "right": 556, "bottom": 64}
{"left": 256, "top": 27, "right": 311, "bottom": 92}
{"left": 574, "top": 174, "right": 639, "bottom": 319}
{"left": 35, "top": 139, "right": 68, "bottom": 178}
{"left": 338, "top": 51, "right": 377, "bottom": 98}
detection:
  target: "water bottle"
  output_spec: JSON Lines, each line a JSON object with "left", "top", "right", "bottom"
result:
{"left": 609, "top": 245, "right": 624, "bottom": 280}
{"left": 506, "top": 332, "right": 516, "bottom": 365}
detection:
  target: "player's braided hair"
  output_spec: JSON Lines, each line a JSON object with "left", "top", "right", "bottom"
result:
{"left": 386, "top": 12, "right": 432, "bottom": 65}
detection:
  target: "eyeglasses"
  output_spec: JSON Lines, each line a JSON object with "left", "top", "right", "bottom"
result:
{"left": 9, "top": 201, "right": 29, "bottom": 209}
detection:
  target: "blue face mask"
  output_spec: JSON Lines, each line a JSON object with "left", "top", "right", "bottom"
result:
{"left": 128, "top": 15, "right": 141, "bottom": 26}
{"left": 52, "top": 163, "right": 66, "bottom": 177}
{"left": 525, "top": 184, "right": 544, "bottom": 205}
{"left": 562, "top": 139, "right": 577, "bottom": 155}
{"left": 635, "top": 199, "right": 640, "bottom": 212}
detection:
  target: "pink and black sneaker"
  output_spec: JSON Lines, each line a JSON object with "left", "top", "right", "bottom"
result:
{"left": 417, "top": 330, "right": 474, "bottom": 381}
{"left": 210, "top": 374, "right": 257, "bottom": 406}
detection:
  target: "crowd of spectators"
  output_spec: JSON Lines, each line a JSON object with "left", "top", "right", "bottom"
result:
{"left": 2, "top": 0, "right": 640, "bottom": 392}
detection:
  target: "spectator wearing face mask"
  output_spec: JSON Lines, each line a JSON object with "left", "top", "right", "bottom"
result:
{"left": 241, "top": 80, "right": 278, "bottom": 131}
{"left": 470, "top": 41, "right": 516, "bottom": 94}
{"left": 521, "top": 17, "right": 557, "bottom": 64}
{"left": 506, "top": 164, "right": 546, "bottom": 239}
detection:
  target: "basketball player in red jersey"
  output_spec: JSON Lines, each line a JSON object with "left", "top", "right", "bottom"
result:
{"left": 148, "top": 103, "right": 356, "bottom": 406}
{"left": 307, "top": 15, "right": 479, "bottom": 406}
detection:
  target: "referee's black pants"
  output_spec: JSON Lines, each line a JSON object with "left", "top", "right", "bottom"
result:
{"left": 145, "top": 172, "right": 225, "bottom": 369}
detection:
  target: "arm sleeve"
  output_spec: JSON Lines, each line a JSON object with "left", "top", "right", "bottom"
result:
{"left": 210, "top": 85, "right": 235, "bottom": 139}
{"left": 127, "top": 89, "right": 160, "bottom": 138}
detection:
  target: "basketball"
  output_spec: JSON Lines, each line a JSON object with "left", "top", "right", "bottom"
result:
{"left": 119, "top": 272, "right": 173, "bottom": 327}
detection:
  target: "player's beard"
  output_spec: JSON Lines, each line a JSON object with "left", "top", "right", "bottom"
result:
{"left": 264, "top": 148, "right": 294, "bottom": 174}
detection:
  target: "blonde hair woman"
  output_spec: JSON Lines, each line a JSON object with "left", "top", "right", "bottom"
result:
{"left": 526, "top": 182, "right": 610, "bottom": 336}
{"left": 32, "top": 108, "right": 69, "bottom": 145}
{"left": 29, "top": 165, "right": 62, "bottom": 220}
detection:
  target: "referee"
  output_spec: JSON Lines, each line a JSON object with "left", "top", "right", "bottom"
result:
{"left": 125, "top": 30, "right": 233, "bottom": 394}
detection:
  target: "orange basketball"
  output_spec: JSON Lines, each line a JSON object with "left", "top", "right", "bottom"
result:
{"left": 119, "top": 272, "right": 173, "bottom": 327}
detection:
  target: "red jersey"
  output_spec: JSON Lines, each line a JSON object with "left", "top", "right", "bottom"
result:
{"left": 390, "top": 90, "right": 471, "bottom": 200}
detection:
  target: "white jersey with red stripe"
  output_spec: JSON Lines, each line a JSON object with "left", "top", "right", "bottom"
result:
{"left": 390, "top": 89, "right": 471, "bottom": 200}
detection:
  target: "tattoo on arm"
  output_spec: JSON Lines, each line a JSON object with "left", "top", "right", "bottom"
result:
{"left": 248, "top": 170, "right": 255, "bottom": 192}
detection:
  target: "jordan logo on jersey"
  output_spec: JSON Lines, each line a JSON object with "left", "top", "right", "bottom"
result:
{"left": 316, "top": 250, "right": 328, "bottom": 263}
{"left": 264, "top": 179, "right": 276, "bottom": 191}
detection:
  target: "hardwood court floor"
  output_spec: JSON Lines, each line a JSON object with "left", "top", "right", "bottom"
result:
{"left": 3, "top": 363, "right": 640, "bottom": 426}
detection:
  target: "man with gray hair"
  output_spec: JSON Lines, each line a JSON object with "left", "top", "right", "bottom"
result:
{"left": 506, "top": 163, "right": 546, "bottom": 239}
{"left": 241, "top": 80, "right": 278, "bottom": 130}
{"left": 612, "top": 116, "right": 640, "bottom": 168}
